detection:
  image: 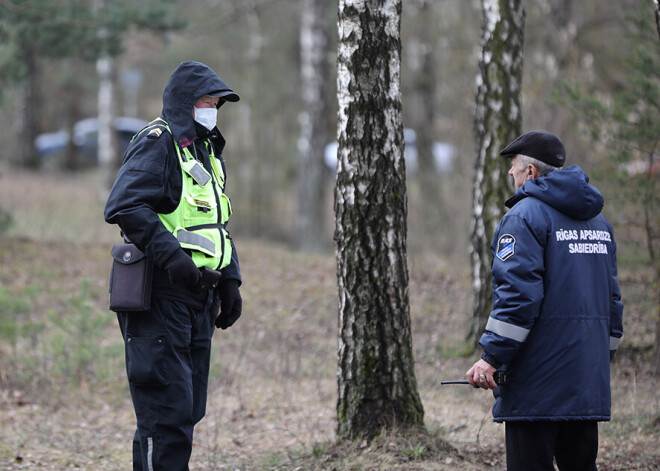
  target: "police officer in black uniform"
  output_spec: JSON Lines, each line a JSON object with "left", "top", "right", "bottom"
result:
{"left": 104, "top": 61, "right": 243, "bottom": 470}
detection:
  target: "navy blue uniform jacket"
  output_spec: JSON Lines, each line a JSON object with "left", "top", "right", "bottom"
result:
{"left": 480, "top": 166, "right": 624, "bottom": 422}
{"left": 104, "top": 61, "right": 241, "bottom": 307}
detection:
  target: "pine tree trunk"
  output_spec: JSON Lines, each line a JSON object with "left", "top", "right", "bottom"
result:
{"left": 653, "top": 0, "right": 660, "bottom": 368}
{"left": 468, "top": 0, "right": 525, "bottom": 347}
{"left": 296, "top": 0, "right": 330, "bottom": 251}
{"left": 654, "top": 0, "right": 660, "bottom": 47}
{"left": 63, "top": 60, "right": 84, "bottom": 171}
{"left": 13, "top": 46, "right": 41, "bottom": 169}
{"left": 335, "top": 0, "right": 424, "bottom": 441}
{"left": 412, "top": 0, "right": 437, "bottom": 182}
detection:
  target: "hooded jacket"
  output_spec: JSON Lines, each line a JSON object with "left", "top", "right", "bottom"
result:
{"left": 104, "top": 61, "right": 241, "bottom": 306}
{"left": 480, "top": 165, "right": 624, "bottom": 422}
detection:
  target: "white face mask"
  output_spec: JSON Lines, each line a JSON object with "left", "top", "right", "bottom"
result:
{"left": 194, "top": 107, "right": 217, "bottom": 131}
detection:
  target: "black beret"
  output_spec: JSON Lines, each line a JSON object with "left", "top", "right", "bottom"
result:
{"left": 499, "top": 130, "right": 566, "bottom": 167}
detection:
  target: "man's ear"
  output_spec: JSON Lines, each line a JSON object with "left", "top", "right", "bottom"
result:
{"left": 528, "top": 164, "right": 539, "bottom": 179}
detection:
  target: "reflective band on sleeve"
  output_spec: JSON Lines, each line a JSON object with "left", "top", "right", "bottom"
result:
{"left": 189, "top": 161, "right": 211, "bottom": 186}
{"left": 177, "top": 230, "right": 216, "bottom": 254}
{"left": 147, "top": 437, "right": 154, "bottom": 471}
{"left": 485, "top": 317, "right": 530, "bottom": 343}
{"left": 610, "top": 335, "right": 622, "bottom": 350}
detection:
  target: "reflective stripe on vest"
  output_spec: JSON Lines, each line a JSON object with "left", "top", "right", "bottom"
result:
{"left": 144, "top": 119, "right": 233, "bottom": 270}
{"left": 177, "top": 230, "right": 216, "bottom": 254}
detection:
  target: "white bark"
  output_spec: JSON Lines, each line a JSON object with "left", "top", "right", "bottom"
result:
{"left": 469, "top": 0, "right": 525, "bottom": 345}
{"left": 335, "top": 0, "right": 423, "bottom": 441}
{"left": 97, "top": 56, "right": 116, "bottom": 197}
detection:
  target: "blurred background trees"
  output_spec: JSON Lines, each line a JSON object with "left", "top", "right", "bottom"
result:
{"left": 468, "top": 0, "right": 525, "bottom": 347}
{"left": 0, "top": 0, "right": 181, "bottom": 171}
{"left": 0, "top": 0, "right": 657, "bottom": 352}
{"left": 295, "top": 0, "right": 331, "bottom": 251}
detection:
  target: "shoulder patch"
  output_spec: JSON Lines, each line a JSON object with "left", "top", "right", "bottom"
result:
{"left": 496, "top": 234, "right": 516, "bottom": 261}
{"left": 147, "top": 127, "right": 164, "bottom": 139}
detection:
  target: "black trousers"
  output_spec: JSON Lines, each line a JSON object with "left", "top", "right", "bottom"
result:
{"left": 505, "top": 421, "right": 599, "bottom": 471}
{"left": 117, "top": 294, "right": 215, "bottom": 471}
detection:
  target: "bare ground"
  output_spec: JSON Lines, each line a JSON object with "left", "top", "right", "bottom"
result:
{"left": 0, "top": 168, "right": 659, "bottom": 470}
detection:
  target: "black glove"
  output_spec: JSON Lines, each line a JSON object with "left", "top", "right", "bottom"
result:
{"left": 214, "top": 279, "right": 242, "bottom": 329}
{"left": 163, "top": 249, "right": 201, "bottom": 286}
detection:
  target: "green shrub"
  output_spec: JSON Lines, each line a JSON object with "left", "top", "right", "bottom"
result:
{"left": 46, "top": 278, "right": 116, "bottom": 386}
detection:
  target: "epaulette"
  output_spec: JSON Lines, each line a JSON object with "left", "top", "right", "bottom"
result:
{"left": 147, "top": 127, "right": 164, "bottom": 139}
{"left": 131, "top": 118, "right": 170, "bottom": 143}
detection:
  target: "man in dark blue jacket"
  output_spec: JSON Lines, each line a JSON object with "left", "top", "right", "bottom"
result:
{"left": 105, "top": 61, "right": 243, "bottom": 470}
{"left": 466, "top": 130, "right": 624, "bottom": 471}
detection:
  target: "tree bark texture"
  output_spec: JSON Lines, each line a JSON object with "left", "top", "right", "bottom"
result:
{"left": 296, "top": 0, "right": 331, "bottom": 251}
{"left": 468, "top": 0, "right": 525, "bottom": 347}
{"left": 335, "top": 0, "right": 424, "bottom": 441}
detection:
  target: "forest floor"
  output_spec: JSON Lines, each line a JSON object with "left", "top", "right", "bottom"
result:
{"left": 0, "top": 168, "right": 659, "bottom": 470}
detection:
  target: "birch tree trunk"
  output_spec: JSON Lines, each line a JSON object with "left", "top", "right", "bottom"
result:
{"left": 296, "top": 0, "right": 330, "bottom": 251}
{"left": 335, "top": 0, "right": 424, "bottom": 441}
{"left": 97, "top": 55, "right": 117, "bottom": 197}
{"left": 468, "top": 0, "right": 525, "bottom": 347}
{"left": 94, "top": 0, "right": 117, "bottom": 197}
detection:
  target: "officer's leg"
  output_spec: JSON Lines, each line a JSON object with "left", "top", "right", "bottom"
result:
{"left": 190, "top": 294, "right": 215, "bottom": 425}
{"left": 118, "top": 299, "right": 196, "bottom": 471}
{"left": 132, "top": 429, "right": 144, "bottom": 471}
{"left": 118, "top": 315, "right": 147, "bottom": 471}
{"left": 555, "top": 421, "right": 598, "bottom": 471}
{"left": 505, "top": 421, "right": 557, "bottom": 471}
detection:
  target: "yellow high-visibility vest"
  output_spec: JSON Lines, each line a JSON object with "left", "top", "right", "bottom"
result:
{"left": 139, "top": 118, "right": 233, "bottom": 270}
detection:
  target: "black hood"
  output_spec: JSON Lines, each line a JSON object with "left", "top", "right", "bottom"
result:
{"left": 161, "top": 61, "right": 239, "bottom": 148}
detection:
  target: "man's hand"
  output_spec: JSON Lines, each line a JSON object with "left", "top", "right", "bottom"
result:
{"left": 164, "top": 249, "right": 201, "bottom": 286}
{"left": 466, "top": 359, "right": 498, "bottom": 390}
{"left": 215, "top": 279, "right": 242, "bottom": 329}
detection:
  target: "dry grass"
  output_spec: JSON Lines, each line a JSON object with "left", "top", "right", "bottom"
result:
{"left": 0, "top": 168, "right": 659, "bottom": 470}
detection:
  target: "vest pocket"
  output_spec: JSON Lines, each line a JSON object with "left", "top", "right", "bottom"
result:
{"left": 125, "top": 335, "right": 170, "bottom": 387}
{"left": 219, "top": 194, "right": 232, "bottom": 224}
{"left": 182, "top": 194, "right": 218, "bottom": 226}
{"left": 219, "top": 228, "right": 232, "bottom": 268}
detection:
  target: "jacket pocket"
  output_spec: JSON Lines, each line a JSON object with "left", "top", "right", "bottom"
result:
{"left": 125, "top": 335, "right": 169, "bottom": 387}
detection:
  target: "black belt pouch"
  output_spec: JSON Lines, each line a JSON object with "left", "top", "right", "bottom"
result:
{"left": 109, "top": 243, "right": 153, "bottom": 312}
